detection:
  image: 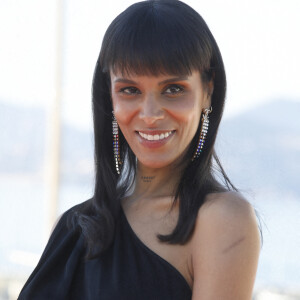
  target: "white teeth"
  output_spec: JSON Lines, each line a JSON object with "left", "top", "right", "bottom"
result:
{"left": 138, "top": 131, "right": 174, "bottom": 141}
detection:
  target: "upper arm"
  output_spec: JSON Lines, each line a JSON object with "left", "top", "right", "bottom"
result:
{"left": 191, "top": 192, "right": 261, "bottom": 300}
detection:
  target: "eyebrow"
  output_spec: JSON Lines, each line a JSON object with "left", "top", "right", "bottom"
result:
{"left": 113, "top": 78, "right": 137, "bottom": 84}
{"left": 159, "top": 76, "right": 189, "bottom": 85}
{"left": 113, "top": 76, "right": 189, "bottom": 85}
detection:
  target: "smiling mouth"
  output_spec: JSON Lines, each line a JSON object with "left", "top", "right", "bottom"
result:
{"left": 137, "top": 130, "right": 175, "bottom": 141}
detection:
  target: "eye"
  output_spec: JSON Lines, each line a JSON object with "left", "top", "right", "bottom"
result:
{"left": 163, "top": 84, "right": 184, "bottom": 95}
{"left": 119, "top": 87, "right": 141, "bottom": 95}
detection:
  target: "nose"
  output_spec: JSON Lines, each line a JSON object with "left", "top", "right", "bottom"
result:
{"left": 139, "top": 93, "right": 164, "bottom": 125}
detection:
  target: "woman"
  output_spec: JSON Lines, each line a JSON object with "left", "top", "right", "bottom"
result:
{"left": 19, "top": 0, "right": 261, "bottom": 299}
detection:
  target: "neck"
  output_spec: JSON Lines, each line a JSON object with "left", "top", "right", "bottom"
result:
{"left": 130, "top": 161, "right": 184, "bottom": 201}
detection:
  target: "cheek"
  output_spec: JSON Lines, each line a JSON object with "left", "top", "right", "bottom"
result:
{"left": 166, "top": 94, "right": 201, "bottom": 125}
{"left": 112, "top": 97, "right": 138, "bottom": 126}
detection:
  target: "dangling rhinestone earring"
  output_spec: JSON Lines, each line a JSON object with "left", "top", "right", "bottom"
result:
{"left": 112, "top": 111, "right": 122, "bottom": 174}
{"left": 192, "top": 107, "right": 212, "bottom": 161}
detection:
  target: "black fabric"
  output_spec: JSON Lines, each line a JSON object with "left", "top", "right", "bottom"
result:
{"left": 18, "top": 200, "right": 192, "bottom": 300}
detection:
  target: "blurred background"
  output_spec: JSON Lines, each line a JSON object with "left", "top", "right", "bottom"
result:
{"left": 0, "top": 0, "right": 299, "bottom": 299}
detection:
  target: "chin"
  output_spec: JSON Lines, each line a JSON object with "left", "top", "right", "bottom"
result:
{"left": 138, "top": 160, "right": 167, "bottom": 169}
{"left": 137, "top": 155, "right": 179, "bottom": 170}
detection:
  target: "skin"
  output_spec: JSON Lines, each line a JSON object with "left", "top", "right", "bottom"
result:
{"left": 191, "top": 191, "right": 261, "bottom": 299}
{"left": 110, "top": 70, "right": 261, "bottom": 299}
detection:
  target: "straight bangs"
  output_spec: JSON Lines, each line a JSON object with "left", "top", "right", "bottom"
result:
{"left": 100, "top": 1, "right": 214, "bottom": 79}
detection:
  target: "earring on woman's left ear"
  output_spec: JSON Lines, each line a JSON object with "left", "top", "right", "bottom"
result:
{"left": 112, "top": 111, "right": 122, "bottom": 174}
{"left": 192, "top": 106, "right": 212, "bottom": 161}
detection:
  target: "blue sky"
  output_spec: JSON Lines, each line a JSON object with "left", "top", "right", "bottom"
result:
{"left": 0, "top": 0, "right": 299, "bottom": 129}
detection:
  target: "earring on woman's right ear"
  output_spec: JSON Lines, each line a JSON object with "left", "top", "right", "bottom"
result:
{"left": 112, "top": 111, "right": 122, "bottom": 174}
{"left": 192, "top": 106, "right": 212, "bottom": 161}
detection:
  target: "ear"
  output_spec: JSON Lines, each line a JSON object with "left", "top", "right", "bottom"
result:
{"left": 108, "top": 69, "right": 114, "bottom": 101}
{"left": 205, "top": 79, "right": 214, "bottom": 107}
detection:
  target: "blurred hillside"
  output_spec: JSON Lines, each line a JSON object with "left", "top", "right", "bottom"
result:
{"left": 217, "top": 99, "right": 300, "bottom": 195}
{"left": 0, "top": 101, "right": 94, "bottom": 184}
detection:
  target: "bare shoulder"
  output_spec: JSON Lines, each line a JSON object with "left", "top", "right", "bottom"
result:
{"left": 199, "top": 190, "right": 257, "bottom": 225}
{"left": 191, "top": 191, "right": 261, "bottom": 299}
{"left": 203, "top": 191, "right": 255, "bottom": 221}
{"left": 194, "top": 190, "right": 261, "bottom": 251}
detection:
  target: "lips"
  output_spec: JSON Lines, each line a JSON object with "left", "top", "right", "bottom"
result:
{"left": 136, "top": 130, "right": 176, "bottom": 148}
{"left": 138, "top": 130, "right": 173, "bottom": 141}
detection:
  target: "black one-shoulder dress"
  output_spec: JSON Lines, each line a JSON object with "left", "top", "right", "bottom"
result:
{"left": 18, "top": 200, "right": 192, "bottom": 300}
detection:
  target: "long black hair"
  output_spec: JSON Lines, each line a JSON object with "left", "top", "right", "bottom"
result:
{"left": 72, "top": 0, "right": 238, "bottom": 258}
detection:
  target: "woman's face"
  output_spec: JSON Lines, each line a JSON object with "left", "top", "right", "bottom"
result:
{"left": 110, "top": 70, "right": 212, "bottom": 169}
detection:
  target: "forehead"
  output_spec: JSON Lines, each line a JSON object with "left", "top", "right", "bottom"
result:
{"left": 109, "top": 64, "right": 193, "bottom": 77}
{"left": 110, "top": 69, "right": 202, "bottom": 84}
